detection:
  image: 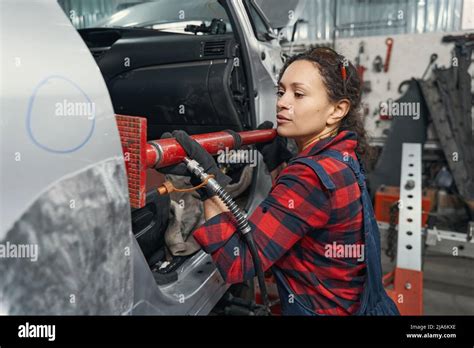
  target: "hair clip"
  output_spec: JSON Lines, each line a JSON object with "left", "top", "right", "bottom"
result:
{"left": 340, "top": 62, "right": 348, "bottom": 95}
{"left": 340, "top": 64, "right": 347, "bottom": 81}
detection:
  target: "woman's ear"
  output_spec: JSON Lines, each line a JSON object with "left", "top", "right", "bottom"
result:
{"left": 327, "top": 99, "right": 350, "bottom": 126}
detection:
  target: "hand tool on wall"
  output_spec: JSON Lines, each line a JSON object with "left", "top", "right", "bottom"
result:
{"left": 421, "top": 53, "right": 438, "bottom": 79}
{"left": 373, "top": 55, "right": 383, "bottom": 72}
{"left": 355, "top": 41, "right": 371, "bottom": 93}
{"left": 384, "top": 37, "right": 394, "bottom": 72}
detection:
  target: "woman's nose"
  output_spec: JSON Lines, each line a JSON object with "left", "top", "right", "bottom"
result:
{"left": 277, "top": 94, "right": 291, "bottom": 110}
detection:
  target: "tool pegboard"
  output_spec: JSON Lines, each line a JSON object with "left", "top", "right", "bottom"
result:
{"left": 335, "top": 31, "right": 471, "bottom": 143}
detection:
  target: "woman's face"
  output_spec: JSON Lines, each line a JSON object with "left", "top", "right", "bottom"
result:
{"left": 276, "top": 60, "right": 336, "bottom": 142}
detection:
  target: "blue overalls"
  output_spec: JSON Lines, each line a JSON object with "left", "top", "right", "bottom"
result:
{"left": 272, "top": 148, "right": 400, "bottom": 316}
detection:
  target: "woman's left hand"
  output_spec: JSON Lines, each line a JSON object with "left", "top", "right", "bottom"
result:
{"left": 255, "top": 121, "right": 293, "bottom": 172}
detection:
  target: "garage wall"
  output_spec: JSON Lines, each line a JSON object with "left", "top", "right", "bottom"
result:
{"left": 58, "top": 0, "right": 465, "bottom": 35}
{"left": 335, "top": 30, "right": 473, "bottom": 140}
{"left": 284, "top": 0, "right": 464, "bottom": 43}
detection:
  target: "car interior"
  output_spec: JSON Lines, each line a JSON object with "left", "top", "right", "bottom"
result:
{"left": 78, "top": 6, "right": 257, "bottom": 284}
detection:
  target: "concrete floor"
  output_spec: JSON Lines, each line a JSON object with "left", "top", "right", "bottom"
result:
{"left": 380, "top": 240, "right": 474, "bottom": 315}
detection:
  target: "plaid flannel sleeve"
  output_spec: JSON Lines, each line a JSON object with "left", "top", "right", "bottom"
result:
{"left": 193, "top": 163, "right": 331, "bottom": 283}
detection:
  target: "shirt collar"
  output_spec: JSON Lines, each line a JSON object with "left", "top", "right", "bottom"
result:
{"left": 293, "top": 130, "right": 358, "bottom": 159}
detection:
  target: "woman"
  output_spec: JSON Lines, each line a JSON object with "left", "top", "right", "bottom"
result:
{"left": 159, "top": 47, "right": 399, "bottom": 316}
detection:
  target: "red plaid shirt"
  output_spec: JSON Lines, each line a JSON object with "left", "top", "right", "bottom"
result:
{"left": 193, "top": 131, "right": 366, "bottom": 315}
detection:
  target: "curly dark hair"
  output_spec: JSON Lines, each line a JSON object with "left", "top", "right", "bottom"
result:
{"left": 278, "top": 47, "right": 373, "bottom": 166}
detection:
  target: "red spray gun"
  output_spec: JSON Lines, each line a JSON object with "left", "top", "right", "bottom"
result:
{"left": 116, "top": 114, "right": 275, "bottom": 313}
{"left": 116, "top": 115, "right": 277, "bottom": 209}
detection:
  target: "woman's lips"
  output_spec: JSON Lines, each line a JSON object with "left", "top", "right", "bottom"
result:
{"left": 277, "top": 114, "right": 291, "bottom": 125}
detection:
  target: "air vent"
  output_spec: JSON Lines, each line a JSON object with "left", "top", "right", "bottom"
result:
{"left": 201, "top": 41, "right": 226, "bottom": 57}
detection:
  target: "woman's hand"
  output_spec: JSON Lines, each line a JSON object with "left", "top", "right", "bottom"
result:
{"left": 255, "top": 121, "right": 293, "bottom": 175}
{"left": 157, "top": 130, "right": 231, "bottom": 201}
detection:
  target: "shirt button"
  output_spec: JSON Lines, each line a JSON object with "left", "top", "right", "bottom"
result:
{"left": 262, "top": 206, "right": 268, "bottom": 213}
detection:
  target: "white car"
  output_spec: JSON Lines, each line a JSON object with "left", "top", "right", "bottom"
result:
{"left": 0, "top": 0, "right": 302, "bottom": 315}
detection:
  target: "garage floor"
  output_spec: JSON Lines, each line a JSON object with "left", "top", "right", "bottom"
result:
{"left": 381, "top": 245, "right": 474, "bottom": 315}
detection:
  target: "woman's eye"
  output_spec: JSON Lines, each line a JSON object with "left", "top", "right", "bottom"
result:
{"left": 276, "top": 90, "right": 284, "bottom": 97}
{"left": 294, "top": 92, "right": 304, "bottom": 98}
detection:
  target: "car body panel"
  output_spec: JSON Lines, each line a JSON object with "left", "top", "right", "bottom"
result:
{"left": 0, "top": 0, "right": 133, "bottom": 315}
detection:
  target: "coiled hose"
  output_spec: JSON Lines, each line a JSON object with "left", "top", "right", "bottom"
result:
{"left": 183, "top": 157, "right": 271, "bottom": 314}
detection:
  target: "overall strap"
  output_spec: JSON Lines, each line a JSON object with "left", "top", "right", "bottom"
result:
{"left": 320, "top": 149, "right": 366, "bottom": 189}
